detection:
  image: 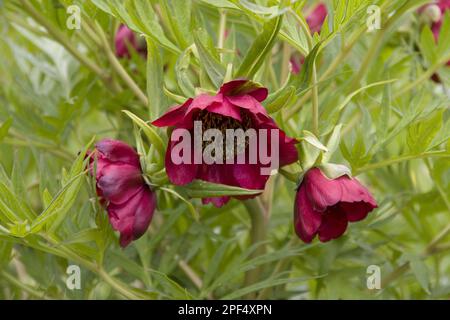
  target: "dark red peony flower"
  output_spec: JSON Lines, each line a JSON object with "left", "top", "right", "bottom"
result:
{"left": 89, "top": 139, "right": 156, "bottom": 247}
{"left": 306, "top": 2, "right": 328, "bottom": 34}
{"left": 294, "top": 167, "right": 377, "bottom": 243}
{"left": 290, "top": 2, "right": 328, "bottom": 74}
{"left": 152, "top": 80, "right": 298, "bottom": 207}
{"left": 115, "top": 25, "right": 147, "bottom": 58}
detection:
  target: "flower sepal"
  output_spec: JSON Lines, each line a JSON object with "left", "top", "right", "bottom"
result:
{"left": 318, "top": 163, "right": 352, "bottom": 180}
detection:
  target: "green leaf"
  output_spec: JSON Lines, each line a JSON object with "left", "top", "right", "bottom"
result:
{"left": 198, "top": 0, "right": 238, "bottom": 9}
{"left": 193, "top": 31, "right": 226, "bottom": 88}
{"left": 175, "top": 47, "right": 196, "bottom": 97}
{"left": 437, "top": 12, "right": 450, "bottom": 57}
{"left": 146, "top": 38, "right": 168, "bottom": 119}
{"left": 158, "top": 0, "right": 192, "bottom": 49}
{"left": 420, "top": 25, "right": 437, "bottom": 64}
{"left": 150, "top": 269, "right": 194, "bottom": 299}
{"left": 337, "top": 79, "right": 398, "bottom": 111}
{"left": 323, "top": 124, "right": 343, "bottom": 163}
{"left": 92, "top": 0, "right": 180, "bottom": 54}
{"left": 122, "top": 110, "right": 166, "bottom": 157}
{"left": 183, "top": 180, "right": 263, "bottom": 198}
{"left": 0, "top": 182, "right": 34, "bottom": 222}
{"left": 377, "top": 81, "right": 392, "bottom": 140}
{"left": 222, "top": 274, "right": 322, "bottom": 299}
{"left": 300, "top": 130, "right": 328, "bottom": 152}
{"left": 407, "top": 255, "right": 431, "bottom": 295}
{"left": 407, "top": 109, "right": 443, "bottom": 153}
{"left": 292, "top": 42, "right": 322, "bottom": 93}
{"left": 235, "top": 16, "right": 283, "bottom": 79}
{"left": 318, "top": 163, "right": 352, "bottom": 180}
{"left": 265, "top": 85, "right": 295, "bottom": 114}
{"left": 0, "top": 118, "right": 12, "bottom": 142}
{"left": 160, "top": 187, "right": 199, "bottom": 221}
{"left": 202, "top": 239, "right": 233, "bottom": 290}
{"left": 30, "top": 137, "right": 94, "bottom": 234}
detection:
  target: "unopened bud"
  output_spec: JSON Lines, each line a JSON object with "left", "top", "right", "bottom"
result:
{"left": 423, "top": 5, "right": 442, "bottom": 23}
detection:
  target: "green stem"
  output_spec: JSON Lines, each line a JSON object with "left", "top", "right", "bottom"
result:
{"left": 41, "top": 234, "right": 146, "bottom": 300}
{"left": 1, "top": 270, "right": 53, "bottom": 299}
{"left": 280, "top": 43, "right": 291, "bottom": 84}
{"left": 354, "top": 151, "right": 449, "bottom": 174}
{"left": 285, "top": 28, "right": 365, "bottom": 119}
{"left": 218, "top": 10, "right": 227, "bottom": 62}
{"left": 394, "top": 55, "right": 450, "bottom": 98}
{"left": 289, "top": 9, "right": 319, "bottom": 135}
{"left": 381, "top": 234, "right": 450, "bottom": 290}
{"left": 243, "top": 198, "right": 267, "bottom": 299}
{"left": 311, "top": 64, "right": 319, "bottom": 136}
{"left": 94, "top": 23, "right": 149, "bottom": 106}
{"left": 257, "top": 237, "right": 297, "bottom": 299}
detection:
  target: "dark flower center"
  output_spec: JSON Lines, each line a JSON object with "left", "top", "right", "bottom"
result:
{"left": 195, "top": 110, "right": 253, "bottom": 160}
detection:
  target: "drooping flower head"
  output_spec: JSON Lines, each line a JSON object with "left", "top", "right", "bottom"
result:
{"left": 294, "top": 167, "right": 377, "bottom": 243}
{"left": 152, "top": 80, "right": 298, "bottom": 207}
{"left": 115, "top": 25, "right": 147, "bottom": 58}
{"left": 89, "top": 139, "right": 156, "bottom": 247}
{"left": 290, "top": 2, "right": 328, "bottom": 74}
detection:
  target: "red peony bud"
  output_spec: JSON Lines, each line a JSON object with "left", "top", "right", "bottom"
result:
{"left": 115, "top": 25, "right": 147, "bottom": 59}
{"left": 89, "top": 139, "right": 156, "bottom": 247}
{"left": 290, "top": 2, "right": 328, "bottom": 74}
{"left": 306, "top": 2, "right": 328, "bottom": 34}
{"left": 294, "top": 167, "right": 377, "bottom": 243}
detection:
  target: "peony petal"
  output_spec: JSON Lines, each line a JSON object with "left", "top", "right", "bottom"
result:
{"left": 338, "top": 176, "right": 377, "bottom": 208}
{"left": 152, "top": 99, "right": 192, "bottom": 127}
{"left": 165, "top": 140, "right": 198, "bottom": 185}
{"left": 317, "top": 206, "right": 348, "bottom": 242}
{"left": 306, "top": 3, "right": 328, "bottom": 34}
{"left": 88, "top": 151, "right": 110, "bottom": 180}
{"left": 97, "top": 163, "right": 144, "bottom": 204}
{"left": 219, "top": 80, "right": 268, "bottom": 102}
{"left": 132, "top": 187, "right": 157, "bottom": 240}
{"left": 219, "top": 79, "right": 248, "bottom": 95}
{"left": 115, "top": 25, "right": 138, "bottom": 58}
{"left": 294, "top": 186, "right": 322, "bottom": 243}
{"left": 202, "top": 196, "right": 230, "bottom": 207}
{"left": 290, "top": 54, "right": 305, "bottom": 75}
{"left": 226, "top": 95, "right": 268, "bottom": 116}
{"left": 206, "top": 97, "right": 242, "bottom": 121}
{"left": 304, "top": 168, "right": 342, "bottom": 212}
{"left": 107, "top": 187, "right": 156, "bottom": 247}
{"left": 278, "top": 133, "right": 299, "bottom": 167}
{"left": 230, "top": 162, "right": 269, "bottom": 191}
{"left": 257, "top": 119, "right": 298, "bottom": 167}
{"left": 198, "top": 163, "right": 234, "bottom": 207}
{"left": 95, "top": 139, "right": 140, "bottom": 167}
{"left": 340, "top": 201, "right": 375, "bottom": 222}
{"left": 247, "top": 87, "right": 269, "bottom": 102}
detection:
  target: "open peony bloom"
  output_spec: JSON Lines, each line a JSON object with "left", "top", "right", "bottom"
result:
{"left": 115, "top": 25, "right": 147, "bottom": 58}
{"left": 89, "top": 139, "right": 156, "bottom": 247}
{"left": 290, "top": 2, "right": 328, "bottom": 74}
{"left": 152, "top": 80, "right": 298, "bottom": 207}
{"left": 294, "top": 167, "right": 377, "bottom": 243}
